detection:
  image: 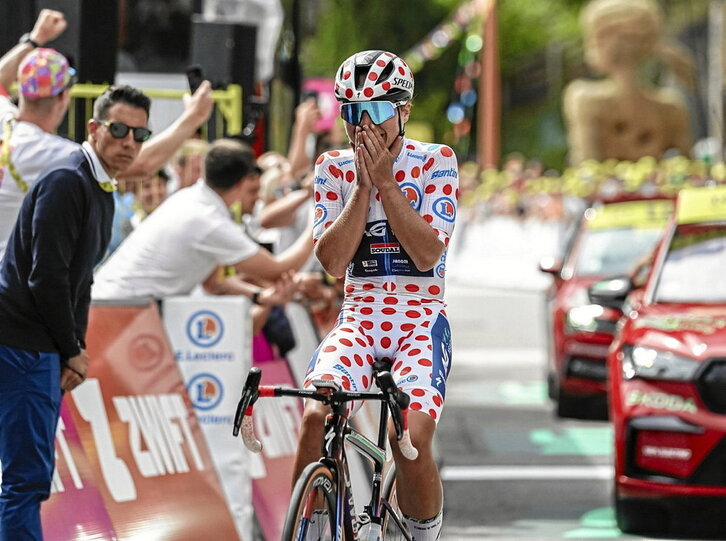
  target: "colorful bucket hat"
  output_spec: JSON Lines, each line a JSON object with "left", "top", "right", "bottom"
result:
{"left": 18, "top": 48, "right": 76, "bottom": 98}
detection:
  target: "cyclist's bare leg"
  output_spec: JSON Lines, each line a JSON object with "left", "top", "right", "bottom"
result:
{"left": 292, "top": 399, "right": 330, "bottom": 486}
{"left": 388, "top": 411, "right": 442, "bottom": 519}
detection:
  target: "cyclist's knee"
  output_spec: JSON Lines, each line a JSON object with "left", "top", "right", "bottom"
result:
{"left": 301, "top": 399, "right": 330, "bottom": 432}
{"left": 388, "top": 411, "right": 436, "bottom": 459}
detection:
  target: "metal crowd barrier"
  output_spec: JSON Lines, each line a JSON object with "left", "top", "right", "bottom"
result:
{"left": 66, "top": 83, "right": 243, "bottom": 141}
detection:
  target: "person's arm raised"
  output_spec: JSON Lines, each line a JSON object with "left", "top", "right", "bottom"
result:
{"left": 313, "top": 131, "right": 372, "bottom": 278}
{"left": 119, "top": 81, "right": 214, "bottom": 179}
{"left": 0, "top": 9, "right": 66, "bottom": 91}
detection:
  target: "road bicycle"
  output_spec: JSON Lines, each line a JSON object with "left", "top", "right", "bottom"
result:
{"left": 233, "top": 362, "right": 417, "bottom": 540}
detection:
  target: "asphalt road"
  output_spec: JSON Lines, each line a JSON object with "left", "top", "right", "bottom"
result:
{"left": 437, "top": 283, "right": 662, "bottom": 541}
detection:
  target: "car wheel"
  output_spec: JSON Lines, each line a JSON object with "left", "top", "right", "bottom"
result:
{"left": 614, "top": 493, "right": 668, "bottom": 535}
{"left": 554, "top": 387, "right": 609, "bottom": 420}
{"left": 546, "top": 371, "right": 557, "bottom": 400}
{"left": 555, "top": 387, "right": 581, "bottom": 418}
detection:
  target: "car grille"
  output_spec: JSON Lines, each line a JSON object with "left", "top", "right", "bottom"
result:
{"left": 566, "top": 356, "right": 607, "bottom": 381}
{"left": 625, "top": 417, "right": 726, "bottom": 486}
{"left": 696, "top": 359, "right": 726, "bottom": 414}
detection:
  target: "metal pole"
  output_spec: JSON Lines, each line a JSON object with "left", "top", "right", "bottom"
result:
{"left": 292, "top": 0, "right": 302, "bottom": 104}
{"left": 478, "top": 0, "right": 500, "bottom": 170}
{"left": 708, "top": 0, "right": 724, "bottom": 161}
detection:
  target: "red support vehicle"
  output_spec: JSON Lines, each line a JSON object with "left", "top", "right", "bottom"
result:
{"left": 540, "top": 198, "right": 673, "bottom": 419}
{"left": 596, "top": 186, "right": 726, "bottom": 537}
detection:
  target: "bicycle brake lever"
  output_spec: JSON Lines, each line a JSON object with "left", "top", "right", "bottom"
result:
{"left": 233, "top": 367, "right": 262, "bottom": 437}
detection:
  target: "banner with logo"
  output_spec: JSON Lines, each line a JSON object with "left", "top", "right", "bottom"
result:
{"left": 162, "top": 296, "right": 252, "bottom": 541}
{"left": 41, "top": 301, "right": 240, "bottom": 540}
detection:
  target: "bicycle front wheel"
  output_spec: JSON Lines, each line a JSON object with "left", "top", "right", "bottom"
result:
{"left": 283, "top": 461, "right": 338, "bottom": 541}
{"left": 380, "top": 464, "right": 411, "bottom": 541}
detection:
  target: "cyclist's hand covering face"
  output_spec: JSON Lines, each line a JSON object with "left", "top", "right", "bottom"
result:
{"left": 356, "top": 121, "right": 403, "bottom": 191}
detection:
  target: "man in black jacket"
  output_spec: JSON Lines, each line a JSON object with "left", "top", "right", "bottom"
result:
{"left": 0, "top": 85, "right": 151, "bottom": 541}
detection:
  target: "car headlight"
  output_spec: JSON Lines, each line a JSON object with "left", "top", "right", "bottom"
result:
{"left": 621, "top": 346, "right": 700, "bottom": 381}
{"left": 565, "top": 304, "right": 604, "bottom": 333}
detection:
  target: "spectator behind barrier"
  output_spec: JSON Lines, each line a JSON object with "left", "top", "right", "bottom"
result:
{"left": 92, "top": 138, "right": 314, "bottom": 305}
{"left": 0, "top": 9, "right": 215, "bottom": 261}
{"left": 167, "top": 138, "right": 208, "bottom": 193}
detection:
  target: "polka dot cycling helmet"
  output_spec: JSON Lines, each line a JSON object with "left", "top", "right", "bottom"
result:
{"left": 334, "top": 50, "right": 414, "bottom": 104}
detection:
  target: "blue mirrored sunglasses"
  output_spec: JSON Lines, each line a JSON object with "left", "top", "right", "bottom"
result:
{"left": 340, "top": 101, "right": 399, "bottom": 126}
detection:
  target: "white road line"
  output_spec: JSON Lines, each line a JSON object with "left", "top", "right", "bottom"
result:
{"left": 441, "top": 465, "right": 613, "bottom": 481}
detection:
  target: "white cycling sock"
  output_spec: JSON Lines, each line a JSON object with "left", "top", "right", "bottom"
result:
{"left": 403, "top": 509, "right": 443, "bottom": 541}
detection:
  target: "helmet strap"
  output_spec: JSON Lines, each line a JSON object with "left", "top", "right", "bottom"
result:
{"left": 397, "top": 110, "right": 405, "bottom": 137}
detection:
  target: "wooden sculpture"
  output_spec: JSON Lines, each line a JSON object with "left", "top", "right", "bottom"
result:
{"left": 563, "top": 0, "right": 694, "bottom": 165}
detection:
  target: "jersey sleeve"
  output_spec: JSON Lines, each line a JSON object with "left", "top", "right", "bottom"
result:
{"left": 419, "top": 145, "right": 459, "bottom": 246}
{"left": 312, "top": 152, "right": 347, "bottom": 243}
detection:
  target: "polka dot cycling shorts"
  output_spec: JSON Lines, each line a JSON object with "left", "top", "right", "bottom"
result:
{"left": 304, "top": 301, "right": 453, "bottom": 422}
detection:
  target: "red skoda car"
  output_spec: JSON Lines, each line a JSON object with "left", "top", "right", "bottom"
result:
{"left": 540, "top": 199, "right": 672, "bottom": 419}
{"left": 597, "top": 186, "right": 726, "bottom": 537}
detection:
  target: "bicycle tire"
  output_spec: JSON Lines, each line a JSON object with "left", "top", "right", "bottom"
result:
{"left": 380, "top": 464, "right": 411, "bottom": 541}
{"left": 282, "top": 462, "right": 338, "bottom": 541}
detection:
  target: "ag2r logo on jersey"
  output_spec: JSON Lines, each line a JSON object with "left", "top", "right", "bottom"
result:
{"left": 400, "top": 182, "right": 422, "bottom": 211}
{"left": 314, "top": 203, "right": 328, "bottom": 228}
{"left": 186, "top": 310, "right": 224, "bottom": 348}
{"left": 433, "top": 197, "right": 456, "bottom": 223}
{"left": 187, "top": 373, "right": 224, "bottom": 411}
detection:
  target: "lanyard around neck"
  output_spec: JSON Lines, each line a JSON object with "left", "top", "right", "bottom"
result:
{"left": 0, "top": 117, "right": 28, "bottom": 193}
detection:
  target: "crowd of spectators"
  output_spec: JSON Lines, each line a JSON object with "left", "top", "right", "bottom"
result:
{"left": 457, "top": 149, "right": 726, "bottom": 228}
{"left": 0, "top": 9, "right": 350, "bottom": 537}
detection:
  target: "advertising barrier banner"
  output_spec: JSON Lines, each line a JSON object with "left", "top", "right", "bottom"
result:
{"left": 40, "top": 403, "right": 117, "bottom": 540}
{"left": 41, "top": 301, "right": 240, "bottom": 540}
{"left": 163, "top": 296, "right": 252, "bottom": 541}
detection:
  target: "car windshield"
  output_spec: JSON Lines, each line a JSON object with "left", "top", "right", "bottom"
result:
{"left": 573, "top": 227, "right": 663, "bottom": 276}
{"left": 655, "top": 225, "right": 726, "bottom": 303}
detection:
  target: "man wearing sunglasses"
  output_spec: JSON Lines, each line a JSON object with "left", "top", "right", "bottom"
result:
{"left": 295, "top": 50, "right": 458, "bottom": 541}
{"left": 0, "top": 83, "right": 152, "bottom": 541}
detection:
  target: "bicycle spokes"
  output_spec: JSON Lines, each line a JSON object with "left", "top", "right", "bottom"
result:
{"left": 297, "top": 493, "right": 332, "bottom": 541}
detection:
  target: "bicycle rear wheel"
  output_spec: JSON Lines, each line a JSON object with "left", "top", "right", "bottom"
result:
{"left": 283, "top": 462, "right": 338, "bottom": 541}
{"left": 380, "top": 464, "right": 411, "bottom": 541}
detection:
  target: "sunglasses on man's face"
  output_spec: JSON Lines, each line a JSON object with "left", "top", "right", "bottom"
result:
{"left": 95, "top": 120, "right": 152, "bottom": 143}
{"left": 340, "top": 101, "right": 400, "bottom": 126}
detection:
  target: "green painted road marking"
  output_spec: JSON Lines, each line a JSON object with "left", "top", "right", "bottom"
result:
{"left": 448, "top": 381, "right": 548, "bottom": 406}
{"left": 564, "top": 507, "right": 625, "bottom": 538}
{"left": 530, "top": 427, "right": 613, "bottom": 456}
{"left": 499, "top": 381, "right": 548, "bottom": 405}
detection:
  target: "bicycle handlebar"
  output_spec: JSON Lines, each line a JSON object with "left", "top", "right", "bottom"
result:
{"left": 232, "top": 367, "right": 418, "bottom": 460}
{"left": 232, "top": 367, "right": 262, "bottom": 451}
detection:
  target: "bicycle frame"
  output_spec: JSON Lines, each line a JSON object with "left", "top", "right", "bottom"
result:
{"left": 321, "top": 391, "right": 394, "bottom": 540}
{"left": 233, "top": 367, "right": 415, "bottom": 540}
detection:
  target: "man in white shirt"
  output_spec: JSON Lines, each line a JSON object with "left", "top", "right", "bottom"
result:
{"left": 0, "top": 9, "right": 215, "bottom": 260}
{"left": 93, "top": 138, "right": 314, "bottom": 302}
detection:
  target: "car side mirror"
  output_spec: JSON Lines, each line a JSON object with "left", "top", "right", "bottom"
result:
{"left": 588, "top": 277, "right": 633, "bottom": 310}
{"left": 538, "top": 256, "right": 562, "bottom": 276}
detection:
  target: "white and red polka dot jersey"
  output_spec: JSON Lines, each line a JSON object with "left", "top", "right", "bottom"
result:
{"left": 312, "top": 137, "right": 459, "bottom": 303}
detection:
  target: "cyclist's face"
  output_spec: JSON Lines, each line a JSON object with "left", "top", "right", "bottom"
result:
{"left": 345, "top": 102, "right": 410, "bottom": 149}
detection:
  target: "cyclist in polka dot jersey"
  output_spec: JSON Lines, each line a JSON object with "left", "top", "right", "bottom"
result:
{"left": 293, "top": 50, "right": 457, "bottom": 540}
